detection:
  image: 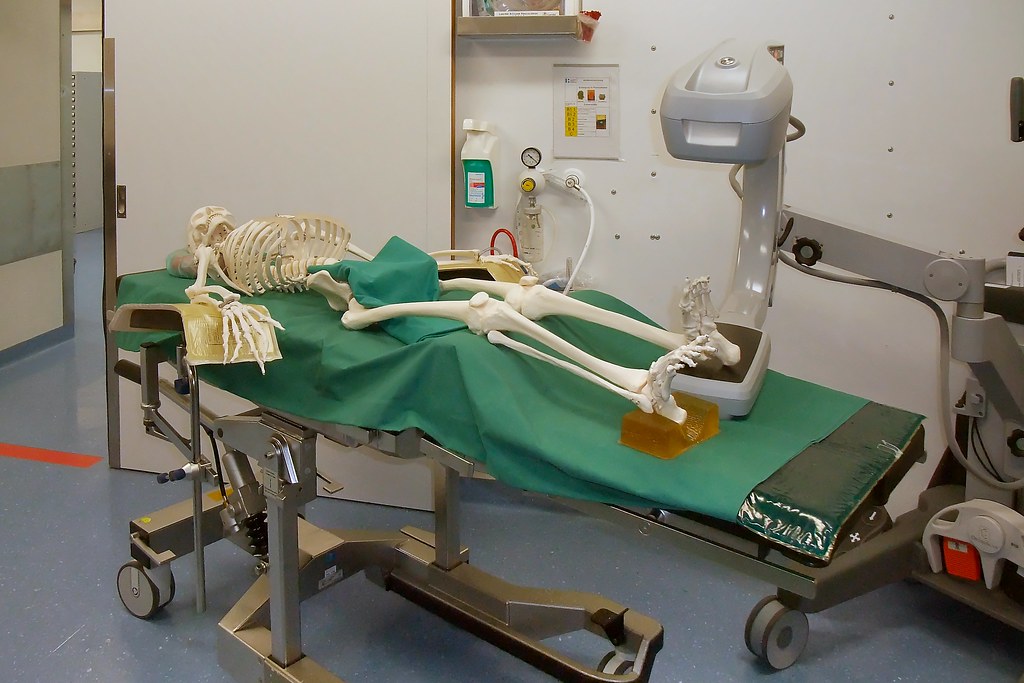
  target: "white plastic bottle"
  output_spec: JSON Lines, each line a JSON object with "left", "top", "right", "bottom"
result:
{"left": 461, "top": 119, "right": 498, "bottom": 209}
{"left": 517, "top": 196, "right": 544, "bottom": 263}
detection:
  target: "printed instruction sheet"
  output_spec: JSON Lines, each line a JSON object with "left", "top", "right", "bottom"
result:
{"left": 553, "top": 64, "right": 620, "bottom": 160}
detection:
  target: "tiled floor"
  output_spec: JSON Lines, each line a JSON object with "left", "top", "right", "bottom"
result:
{"left": 0, "top": 229, "right": 1020, "bottom": 682}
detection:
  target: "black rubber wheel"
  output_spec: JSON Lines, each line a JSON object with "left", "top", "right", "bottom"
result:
{"left": 158, "top": 569, "right": 176, "bottom": 608}
{"left": 598, "top": 650, "right": 635, "bottom": 675}
{"left": 116, "top": 560, "right": 161, "bottom": 619}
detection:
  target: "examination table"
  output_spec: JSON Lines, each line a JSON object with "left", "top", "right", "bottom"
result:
{"left": 112, "top": 270, "right": 932, "bottom": 679}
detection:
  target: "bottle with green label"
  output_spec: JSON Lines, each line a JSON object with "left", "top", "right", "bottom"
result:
{"left": 461, "top": 119, "right": 498, "bottom": 209}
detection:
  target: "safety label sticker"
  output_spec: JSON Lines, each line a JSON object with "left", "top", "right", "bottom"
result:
{"left": 318, "top": 564, "right": 341, "bottom": 590}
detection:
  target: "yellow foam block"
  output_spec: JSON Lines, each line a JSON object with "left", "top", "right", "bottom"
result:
{"left": 620, "top": 392, "right": 719, "bottom": 459}
{"left": 172, "top": 303, "right": 282, "bottom": 366}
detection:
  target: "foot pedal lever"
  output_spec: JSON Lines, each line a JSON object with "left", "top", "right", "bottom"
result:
{"left": 923, "top": 499, "right": 1024, "bottom": 588}
{"left": 591, "top": 607, "right": 627, "bottom": 646}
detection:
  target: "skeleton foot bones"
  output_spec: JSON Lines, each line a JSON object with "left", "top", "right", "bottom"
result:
{"left": 679, "top": 276, "right": 740, "bottom": 366}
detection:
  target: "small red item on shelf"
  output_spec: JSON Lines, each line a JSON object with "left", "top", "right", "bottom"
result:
{"left": 578, "top": 10, "right": 601, "bottom": 42}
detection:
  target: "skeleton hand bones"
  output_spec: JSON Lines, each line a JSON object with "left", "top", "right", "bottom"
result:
{"left": 184, "top": 275, "right": 283, "bottom": 373}
{"left": 184, "top": 209, "right": 285, "bottom": 372}
{"left": 182, "top": 207, "right": 366, "bottom": 371}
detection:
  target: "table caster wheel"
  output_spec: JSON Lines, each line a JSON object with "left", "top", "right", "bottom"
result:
{"left": 598, "top": 650, "right": 635, "bottom": 675}
{"left": 117, "top": 560, "right": 171, "bottom": 619}
{"left": 744, "top": 596, "right": 808, "bottom": 670}
{"left": 158, "top": 568, "right": 176, "bottom": 608}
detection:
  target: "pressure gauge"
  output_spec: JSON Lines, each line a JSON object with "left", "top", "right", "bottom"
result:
{"left": 521, "top": 146, "right": 542, "bottom": 169}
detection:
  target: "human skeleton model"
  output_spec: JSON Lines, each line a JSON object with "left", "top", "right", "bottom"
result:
{"left": 184, "top": 205, "right": 739, "bottom": 423}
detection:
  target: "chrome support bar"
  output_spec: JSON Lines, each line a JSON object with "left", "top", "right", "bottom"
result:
{"left": 432, "top": 461, "right": 462, "bottom": 571}
{"left": 186, "top": 362, "right": 207, "bottom": 614}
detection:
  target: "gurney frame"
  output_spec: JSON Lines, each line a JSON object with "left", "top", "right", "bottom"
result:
{"left": 113, "top": 333, "right": 664, "bottom": 683}
{"left": 560, "top": 429, "right": 970, "bottom": 671}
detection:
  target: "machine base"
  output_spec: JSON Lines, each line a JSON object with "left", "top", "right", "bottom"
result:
{"left": 215, "top": 519, "right": 664, "bottom": 683}
{"left": 672, "top": 323, "right": 769, "bottom": 418}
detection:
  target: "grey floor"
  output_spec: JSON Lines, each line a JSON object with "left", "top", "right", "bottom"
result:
{"left": 0, "top": 229, "right": 1021, "bottom": 682}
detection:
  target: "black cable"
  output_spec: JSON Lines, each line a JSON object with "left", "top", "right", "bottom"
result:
{"left": 203, "top": 425, "right": 229, "bottom": 500}
{"left": 969, "top": 419, "right": 998, "bottom": 479}
{"left": 777, "top": 216, "right": 794, "bottom": 248}
{"left": 970, "top": 417, "right": 1005, "bottom": 483}
{"left": 778, "top": 250, "right": 1024, "bottom": 490}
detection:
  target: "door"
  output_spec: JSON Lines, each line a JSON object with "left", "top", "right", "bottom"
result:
{"left": 103, "top": 1, "right": 454, "bottom": 509}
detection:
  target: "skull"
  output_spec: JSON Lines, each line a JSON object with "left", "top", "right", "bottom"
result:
{"left": 186, "top": 206, "right": 235, "bottom": 254}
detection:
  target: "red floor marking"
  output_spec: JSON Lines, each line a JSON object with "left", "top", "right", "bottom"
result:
{"left": 0, "top": 443, "right": 103, "bottom": 468}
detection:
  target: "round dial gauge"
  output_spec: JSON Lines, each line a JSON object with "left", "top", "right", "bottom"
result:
{"left": 521, "top": 147, "right": 542, "bottom": 169}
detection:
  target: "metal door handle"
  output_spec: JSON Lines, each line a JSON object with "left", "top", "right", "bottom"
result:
{"left": 116, "top": 184, "right": 127, "bottom": 218}
{"left": 1012, "top": 77, "right": 1023, "bottom": 143}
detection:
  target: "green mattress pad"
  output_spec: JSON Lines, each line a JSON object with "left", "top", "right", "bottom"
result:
{"left": 116, "top": 270, "right": 923, "bottom": 560}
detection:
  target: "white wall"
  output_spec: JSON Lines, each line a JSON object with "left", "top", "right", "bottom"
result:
{"left": 71, "top": 0, "right": 100, "bottom": 31}
{"left": 0, "top": 252, "right": 64, "bottom": 350}
{"left": 1, "top": 1, "right": 61, "bottom": 168}
{"left": 455, "top": 1, "right": 1024, "bottom": 515}
{"left": 0, "top": 0, "right": 66, "bottom": 352}
{"left": 107, "top": 1, "right": 454, "bottom": 276}
{"left": 72, "top": 32, "right": 102, "bottom": 72}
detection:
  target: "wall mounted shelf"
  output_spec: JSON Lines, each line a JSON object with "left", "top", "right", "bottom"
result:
{"left": 456, "top": 14, "right": 582, "bottom": 39}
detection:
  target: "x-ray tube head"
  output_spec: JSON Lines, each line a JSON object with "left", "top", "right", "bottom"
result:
{"left": 660, "top": 39, "right": 793, "bottom": 164}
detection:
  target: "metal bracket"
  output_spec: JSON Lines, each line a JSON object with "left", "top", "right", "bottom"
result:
{"left": 422, "top": 440, "right": 476, "bottom": 477}
{"left": 316, "top": 471, "right": 344, "bottom": 494}
{"left": 130, "top": 531, "right": 176, "bottom": 567}
{"left": 954, "top": 377, "right": 987, "bottom": 419}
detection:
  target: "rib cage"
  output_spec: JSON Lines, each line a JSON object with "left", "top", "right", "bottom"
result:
{"left": 214, "top": 214, "right": 351, "bottom": 295}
